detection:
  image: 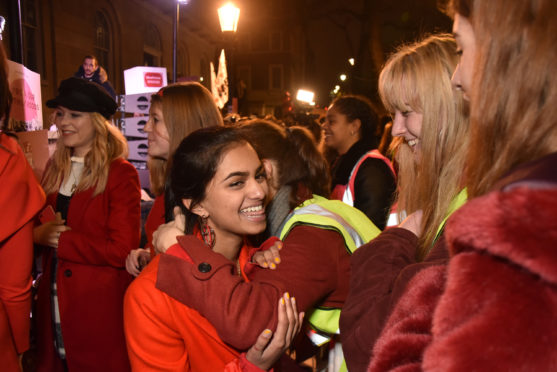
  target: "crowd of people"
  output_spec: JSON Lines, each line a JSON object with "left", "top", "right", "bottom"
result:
{"left": 1, "top": 0, "right": 556, "bottom": 371}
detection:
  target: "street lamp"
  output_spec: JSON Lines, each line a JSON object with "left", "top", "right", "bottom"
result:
{"left": 218, "top": 2, "right": 240, "bottom": 113}
{"left": 218, "top": 3, "right": 240, "bottom": 32}
{"left": 173, "top": 0, "right": 190, "bottom": 83}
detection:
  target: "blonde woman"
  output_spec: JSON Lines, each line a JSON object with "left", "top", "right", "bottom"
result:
{"left": 125, "top": 82, "right": 223, "bottom": 276}
{"left": 340, "top": 34, "right": 469, "bottom": 372}
{"left": 33, "top": 78, "right": 141, "bottom": 372}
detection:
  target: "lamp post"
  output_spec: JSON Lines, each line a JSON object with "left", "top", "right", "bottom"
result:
{"left": 173, "top": 0, "right": 189, "bottom": 83}
{"left": 218, "top": 3, "right": 240, "bottom": 113}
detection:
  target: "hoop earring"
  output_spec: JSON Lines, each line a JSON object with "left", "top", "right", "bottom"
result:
{"left": 200, "top": 217, "right": 216, "bottom": 249}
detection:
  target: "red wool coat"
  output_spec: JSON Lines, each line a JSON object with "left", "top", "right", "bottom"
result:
{"left": 0, "top": 134, "right": 45, "bottom": 371}
{"left": 369, "top": 152, "right": 557, "bottom": 372}
{"left": 35, "top": 158, "right": 141, "bottom": 372}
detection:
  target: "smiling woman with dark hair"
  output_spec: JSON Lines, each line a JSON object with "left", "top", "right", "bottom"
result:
{"left": 124, "top": 126, "right": 303, "bottom": 371}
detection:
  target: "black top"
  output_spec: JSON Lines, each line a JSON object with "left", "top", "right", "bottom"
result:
{"left": 331, "top": 140, "right": 396, "bottom": 229}
{"left": 56, "top": 193, "right": 72, "bottom": 221}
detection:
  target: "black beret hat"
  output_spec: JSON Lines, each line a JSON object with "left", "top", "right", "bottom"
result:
{"left": 46, "top": 77, "right": 118, "bottom": 119}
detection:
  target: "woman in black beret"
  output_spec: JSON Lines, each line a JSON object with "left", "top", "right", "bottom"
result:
{"left": 33, "top": 77, "right": 140, "bottom": 371}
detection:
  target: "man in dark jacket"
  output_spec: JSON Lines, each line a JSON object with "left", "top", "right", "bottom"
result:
{"left": 73, "top": 55, "right": 116, "bottom": 99}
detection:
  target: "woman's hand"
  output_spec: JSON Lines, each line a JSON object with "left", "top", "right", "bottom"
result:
{"left": 33, "top": 212, "right": 71, "bottom": 248}
{"left": 252, "top": 241, "right": 282, "bottom": 269}
{"left": 152, "top": 207, "right": 185, "bottom": 254}
{"left": 399, "top": 210, "right": 423, "bottom": 237}
{"left": 245, "top": 292, "right": 304, "bottom": 370}
{"left": 125, "top": 248, "right": 151, "bottom": 276}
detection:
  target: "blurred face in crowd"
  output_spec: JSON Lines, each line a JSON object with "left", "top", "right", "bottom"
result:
{"left": 190, "top": 143, "right": 268, "bottom": 244}
{"left": 55, "top": 106, "right": 96, "bottom": 157}
{"left": 452, "top": 14, "right": 476, "bottom": 100}
{"left": 144, "top": 102, "right": 170, "bottom": 160}
{"left": 323, "top": 104, "right": 360, "bottom": 155}
{"left": 83, "top": 58, "right": 98, "bottom": 78}
{"left": 391, "top": 109, "right": 424, "bottom": 156}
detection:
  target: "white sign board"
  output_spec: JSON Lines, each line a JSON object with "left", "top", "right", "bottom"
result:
{"left": 124, "top": 66, "right": 167, "bottom": 95}
{"left": 121, "top": 116, "right": 148, "bottom": 138}
{"left": 120, "top": 93, "right": 152, "bottom": 114}
{"left": 7, "top": 60, "right": 43, "bottom": 131}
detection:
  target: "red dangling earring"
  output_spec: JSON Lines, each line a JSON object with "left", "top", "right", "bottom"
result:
{"left": 201, "top": 217, "right": 216, "bottom": 249}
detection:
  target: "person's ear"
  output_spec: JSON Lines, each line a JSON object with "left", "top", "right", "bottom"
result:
{"left": 183, "top": 198, "right": 208, "bottom": 218}
{"left": 262, "top": 159, "right": 273, "bottom": 180}
{"left": 350, "top": 118, "right": 362, "bottom": 136}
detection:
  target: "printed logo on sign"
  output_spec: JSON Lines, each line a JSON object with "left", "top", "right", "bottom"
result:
{"left": 144, "top": 73, "right": 163, "bottom": 87}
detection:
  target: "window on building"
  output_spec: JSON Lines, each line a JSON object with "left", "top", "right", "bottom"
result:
{"left": 144, "top": 25, "right": 162, "bottom": 66}
{"left": 270, "top": 31, "right": 282, "bottom": 51}
{"left": 21, "top": 0, "right": 44, "bottom": 76}
{"left": 252, "top": 64, "right": 267, "bottom": 90}
{"left": 269, "top": 64, "right": 283, "bottom": 90}
{"left": 251, "top": 31, "right": 268, "bottom": 52}
{"left": 94, "top": 11, "right": 112, "bottom": 77}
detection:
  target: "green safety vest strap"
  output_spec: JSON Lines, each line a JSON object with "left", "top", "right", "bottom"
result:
{"left": 279, "top": 195, "right": 380, "bottom": 253}
{"left": 279, "top": 195, "right": 381, "bottom": 335}
{"left": 432, "top": 188, "right": 468, "bottom": 246}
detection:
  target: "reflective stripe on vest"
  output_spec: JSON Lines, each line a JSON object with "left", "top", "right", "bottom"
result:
{"left": 279, "top": 195, "right": 381, "bottom": 335}
{"left": 342, "top": 149, "right": 396, "bottom": 206}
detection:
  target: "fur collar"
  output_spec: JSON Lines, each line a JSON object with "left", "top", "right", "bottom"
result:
{"left": 446, "top": 152, "right": 557, "bottom": 286}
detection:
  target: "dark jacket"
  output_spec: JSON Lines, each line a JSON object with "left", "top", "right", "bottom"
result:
{"left": 331, "top": 140, "right": 396, "bottom": 229}
{"left": 73, "top": 66, "right": 117, "bottom": 99}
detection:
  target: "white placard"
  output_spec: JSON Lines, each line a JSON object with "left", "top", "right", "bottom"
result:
{"left": 7, "top": 60, "right": 43, "bottom": 131}
{"left": 119, "top": 93, "right": 152, "bottom": 114}
{"left": 124, "top": 66, "right": 167, "bottom": 95}
{"left": 128, "top": 139, "right": 149, "bottom": 162}
{"left": 121, "top": 116, "right": 148, "bottom": 138}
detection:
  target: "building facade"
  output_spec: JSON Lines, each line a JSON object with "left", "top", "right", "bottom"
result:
{"left": 1, "top": 0, "right": 223, "bottom": 126}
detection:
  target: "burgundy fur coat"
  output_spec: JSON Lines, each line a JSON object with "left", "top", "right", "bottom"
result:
{"left": 369, "top": 152, "right": 557, "bottom": 371}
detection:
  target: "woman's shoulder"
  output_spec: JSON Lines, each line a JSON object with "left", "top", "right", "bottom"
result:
{"left": 358, "top": 155, "right": 394, "bottom": 178}
{"left": 110, "top": 157, "right": 136, "bottom": 171}
{"left": 108, "top": 157, "right": 139, "bottom": 181}
{"left": 0, "top": 133, "right": 20, "bottom": 155}
{"left": 446, "top": 185, "right": 557, "bottom": 278}
{"left": 126, "top": 254, "right": 161, "bottom": 299}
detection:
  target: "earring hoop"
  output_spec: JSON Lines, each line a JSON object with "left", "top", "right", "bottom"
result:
{"left": 200, "top": 217, "right": 215, "bottom": 249}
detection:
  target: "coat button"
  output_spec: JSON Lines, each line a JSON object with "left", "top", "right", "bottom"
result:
{"left": 64, "top": 269, "right": 72, "bottom": 277}
{"left": 198, "top": 263, "right": 211, "bottom": 273}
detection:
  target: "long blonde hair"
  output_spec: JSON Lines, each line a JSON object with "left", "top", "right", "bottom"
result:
{"left": 148, "top": 82, "right": 223, "bottom": 196}
{"left": 379, "top": 34, "right": 469, "bottom": 259}
{"left": 447, "top": 0, "right": 557, "bottom": 197}
{"left": 42, "top": 112, "right": 128, "bottom": 196}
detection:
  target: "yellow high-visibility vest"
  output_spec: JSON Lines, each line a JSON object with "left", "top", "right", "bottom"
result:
{"left": 278, "top": 195, "right": 381, "bottom": 336}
